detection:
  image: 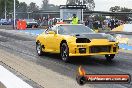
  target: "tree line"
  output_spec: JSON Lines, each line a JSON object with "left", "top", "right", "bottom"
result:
{"left": 0, "top": 0, "right": 131, "bottom": 20}
{"left": 0, "top": 0, "right": 95, "bottom": 18}
{"left": 109, "top": 6, "right": 132, "bottom": 21}
{"left": 0, "top": 0, "right": 39, "bottom": 18}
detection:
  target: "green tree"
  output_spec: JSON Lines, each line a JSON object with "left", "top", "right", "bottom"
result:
{"left": 110, "top": 6, "right": 121, "bottom": 12}
{"left": 15, "top": 2, "right": 28, "bottom": 19}
{"left": 16, "top": 2, "right": 28, "bottom": 12}
{"left": 109, "top": 6, "right": 132, "bottom": 21}
{"left": 120, "top": 7, "right": 131, "bottom": 12}
{"left": 41, "top": 0, "right": 49, "bottom": 10}
{"left": 0, "top": 0, "right": 19, "bottom": 18}
{"left": 109, "top": 6, "right": 132, "bottom": 12}
{"left": 66, "top": 0, "right": 95, "bottom": 11}
{"left": 28, "top": 2, "right": 39, "bottom": 12}
{"left": 0, "top": 0, "right": 4, "bottom": 18}
{"left": 41, "top": 0, "right": 59, "bottom": 11}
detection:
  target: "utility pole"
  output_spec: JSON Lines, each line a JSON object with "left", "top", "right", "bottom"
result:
{"left": 81, "top": 0, "right": 83, "bottom": 23}
{"left": 5, "top": 0, "right": 7, "bottom": 20}
{"left": 28, "top": 13, "right": 29, "bottom": 19}
{"left": 27, "top": 12, "right": 31, "bottom": 19}
{"left": 14, "top": 0, "right": 16, "bottom": 29}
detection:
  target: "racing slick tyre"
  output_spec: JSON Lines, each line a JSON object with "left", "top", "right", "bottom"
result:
{"left": 60, "top": 43, "right": 70, "bottom": 63}
{"left": 105, "top": 54, "right": 115, "bottom": 61}
{"left": 36, "top": 42, "right": 43, "bottom": 56}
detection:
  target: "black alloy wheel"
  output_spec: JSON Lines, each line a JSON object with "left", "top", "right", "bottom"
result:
{"left": 36, "top": 42, "right": 43, "bottom": 56}
{"left": 60, "top": 43, "right": 70, "bottom": 62}
{"left": 105, "top": 54, "right": 115, "bottom": 61}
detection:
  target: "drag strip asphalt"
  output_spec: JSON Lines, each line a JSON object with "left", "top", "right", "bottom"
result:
{"left": 0, "top": 30, "right": 132, "bottom": 88}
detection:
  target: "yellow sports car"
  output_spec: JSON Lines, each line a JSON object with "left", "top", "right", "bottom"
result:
{"left": 36, "top": 24, "right": 119, "bottom": 62}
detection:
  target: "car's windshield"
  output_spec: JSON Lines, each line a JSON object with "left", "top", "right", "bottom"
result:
{"left": 58, "top": 25, "right": 94, "bottom": 34}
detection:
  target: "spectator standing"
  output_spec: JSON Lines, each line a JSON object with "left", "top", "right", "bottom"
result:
{"left": 88, "top": 19, "right": 93, "bottom": 29}
{"left": 110, "top": 19, "right": 115, "bottom": 30}
{"left": 93, "top": 20, "right": 99, "bottom": 30}
{"left": 115, "top": 19, "right": 118, "bottom": 28}
{"left": 54, "top": 17, "right": 57, "bottom": 25}
{"left": 72, "top": 14, "right": 79, "bottom": 24}
{"left": 85, "top": 20, "right": 89, "bottom": 26}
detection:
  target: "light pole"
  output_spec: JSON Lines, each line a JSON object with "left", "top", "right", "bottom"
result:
{"left": 5, "top": 0, "right": 7, "bottom": 20}
{"left": 14, "top": 0, "right": 16, "bottom": 29}
{"left": 81, "top": 0, "right": 83, "bottom": 23}
{"left": 27, "top": 12, "right": 31, "bottom": 19}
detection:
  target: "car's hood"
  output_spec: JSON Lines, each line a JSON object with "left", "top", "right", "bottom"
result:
{"left": 70, "top": 33, "right": 107, "bottom": 40}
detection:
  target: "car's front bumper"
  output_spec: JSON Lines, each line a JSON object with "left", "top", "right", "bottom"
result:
{"left": 68, "top": 42, "right": 119, "bottom": 56}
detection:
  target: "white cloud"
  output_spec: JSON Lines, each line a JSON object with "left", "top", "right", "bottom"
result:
{"left": 18, "top": 0, "right": 67, "bottom": 7}
{"left": 94, "top": 0, "right": 132, "bottom": 11}
{"left": 49, "top": 0, "right": 67, "bottom": 5}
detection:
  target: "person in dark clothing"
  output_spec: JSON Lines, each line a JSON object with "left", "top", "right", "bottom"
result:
{"left": 89, "top": 19, "right": 93, "bottom": 29}
{"left": 85, "top": 20, "right": 89, "bottom": 26}
{"left": 115, "top": 19, "right": 118, "bottom": 28}
{"left": 54, "top": 17, "right": 57, "bottom": 25}
{"left": 110, "top": 19, "right": 115, "bottom": 30}
{"left": 99, "top": 21, "right": 102, "bottom": 28}
{"left": 93, "top": 20, "right": 99, "bottom": 29}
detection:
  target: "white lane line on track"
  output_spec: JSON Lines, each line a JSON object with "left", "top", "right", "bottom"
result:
{"left": 0, "top": 65, "right": 33, "bottom": 88}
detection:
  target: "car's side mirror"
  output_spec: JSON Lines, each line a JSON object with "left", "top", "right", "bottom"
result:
{"left": 48, "top": 31, "right": 56, "bottom": 34}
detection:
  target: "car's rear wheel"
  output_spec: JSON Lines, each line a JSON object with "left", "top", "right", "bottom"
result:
{"left": 36, "top": 42, "right": 43, "bottom": 56}
{"left": 60, "top": 43, "right": 70, "bottom": 62}
{"left": 105, "top": 54, "right": 115, "bottom": 61}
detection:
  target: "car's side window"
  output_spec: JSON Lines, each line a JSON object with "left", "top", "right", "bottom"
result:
{"left": 45, "top": 26, "right": 58, "bottom": 34}
{"left": 52, "top": 26, "right": 58, "bottom": 34}
{"left": 45, "top": 28, "right": 52, "bottom": 34}
{"left": 58, "top": 26, "right": 65, "bottom": 34}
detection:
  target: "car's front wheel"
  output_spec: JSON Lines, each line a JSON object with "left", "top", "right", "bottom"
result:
{"left": 105, "top": 54, "right": 115, "bottom": 61}
{"left": 36, "top": 42, "right": 43, "bottom": 56}
{"left": 60, "top": 43, "right": 70, "bottom": 62}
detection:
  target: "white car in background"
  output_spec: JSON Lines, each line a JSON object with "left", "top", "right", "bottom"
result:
{"left": 25, "top": 19, "right": 39, "bottom": 28}
{"left": 0, "top": 19, "right": 11, "bottom": 25}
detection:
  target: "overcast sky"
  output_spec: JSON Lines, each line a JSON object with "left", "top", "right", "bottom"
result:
{"left": 18, "top": 0, "right": 132, "bottom": 11}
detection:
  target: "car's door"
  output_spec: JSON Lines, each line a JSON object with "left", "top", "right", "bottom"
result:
{"left": 49, "top": 26, "right": 62, "bottom": 52}
{"left": 43, "top": 26, "right": 59, "bottom": 51}
{"left": 43, "top": 28, "right": 53, "bottom": 51}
